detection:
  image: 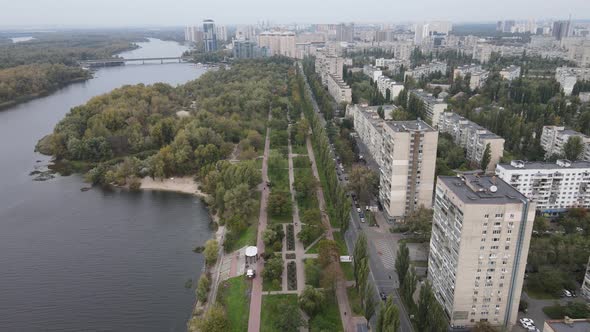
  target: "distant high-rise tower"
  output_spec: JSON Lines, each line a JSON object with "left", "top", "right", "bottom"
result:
{"left": 203, "top": 19, "right": 218, "bottom": 52}
{"left": 552, "top": 20, "right": 571, "bottom": 41}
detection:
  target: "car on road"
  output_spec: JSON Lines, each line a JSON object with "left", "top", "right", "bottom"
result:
{"left": 357, "top": 207, "right": 361, "bottom": 213}
{"left": 360, "top": 217, "right": 365, "bottom": 223}
{"left": 519, "top": 318, "right": 534, "bottom": 328}
{"left": 562, "top": 289, "right": 572, "bottom": 297}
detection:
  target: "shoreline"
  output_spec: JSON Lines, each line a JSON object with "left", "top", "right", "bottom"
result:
{"left": 139, "top": 176, "right": 210, "bottom": 199}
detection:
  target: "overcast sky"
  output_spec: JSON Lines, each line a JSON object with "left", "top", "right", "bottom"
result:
{"left": 1, "top": 0, "right": 589, "bottom": 27}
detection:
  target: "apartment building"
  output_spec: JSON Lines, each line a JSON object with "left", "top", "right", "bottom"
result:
{"left": 555, "top": 67, "right": 590, "bottom": 95}
{"left": 326, "top": 73, "right": 352, "bottom": 104}
{"left": 346, "top": 104, "right": 389, "bottom": 166}
{"left": 379, "top": 120, "right": 438, "bottom": 220}
{"left": 362, "top": 65, "right": 383, "bottom": 81}
{"left": 544, "top": 318, "right": 590, "bottom": 332}
{"left": 258, "top": 31, "right": 296, "bottom": 58}
{"left": 454, "top": 64, "right": 490, "bottom": 90}
{"left": 429, "top": 175, "right": 536, "bottom": 329}
{"left": 376, "top": 76, "right": 404, "bottom": 101}
{"left": 409, "top": 89, "right": 448, "bottom": 127}
{"left": 540, "top": 126, "right": 590, "bottom": 160}
{"left": 499, "top": 65, "right": 521, "bottom": 81}
{"left": 404, "top": 61, "right": 448, "bottom": 81}
{"left": 438, "top": 112, "right": 505, "bottom": 173}
{"left": 375, "top": 58, "right": 409, "bottom": 74}
{"left": 496, "top": 159, "right": 590, "bottom": 214}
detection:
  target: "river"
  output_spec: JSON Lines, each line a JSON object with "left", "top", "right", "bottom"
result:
{"left": 0, "top": 38, "right": 212, "bottom": 331}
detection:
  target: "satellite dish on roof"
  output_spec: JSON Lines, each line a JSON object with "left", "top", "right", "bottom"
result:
{"left": 490, "top": 185, "right": 498, "bottom": 193}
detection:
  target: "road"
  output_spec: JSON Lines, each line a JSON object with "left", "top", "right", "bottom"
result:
{"left": 298, "top": 62, "right": 414, "bottom": 332}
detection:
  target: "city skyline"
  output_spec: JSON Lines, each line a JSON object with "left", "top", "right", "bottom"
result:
{"left": 1, "top": 0, "right": 590, "bottom": 27}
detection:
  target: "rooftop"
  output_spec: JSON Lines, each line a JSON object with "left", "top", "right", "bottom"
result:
{"left": 499, "top": 159, "right": 590, "bottom": 170}
{"left": 441, "top": 112, "right": 503, "bottom": 139}
{"left": 545, "top": 318, "right": 590, "bottom": 332}
{"left": 411, "top": 89, "right": 446, "bottom": 104}
{"left": 439, "top": 175, "right": 527, "bottom": 205}
{"left": 386, "top": 119, "right": 436, "bottom": 133}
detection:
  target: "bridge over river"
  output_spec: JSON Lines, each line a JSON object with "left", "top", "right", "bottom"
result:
{"left": 80, "top": 56, "right": 192, "bottom": 68}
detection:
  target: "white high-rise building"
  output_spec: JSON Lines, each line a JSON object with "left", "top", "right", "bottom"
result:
{"left": 409, "top": 89, "right": 448, "bottom": 127}
{"left": 258, "top": 31, "right": 296, "bottom": 58}
{"left": 429, "top": 175, "right": 535, "bottom": 329}
{"left": 496, "top": 159, "right": 590, "bottom": 214}
{"left": 540, "top": 126, "right": 590, "bottom": 160}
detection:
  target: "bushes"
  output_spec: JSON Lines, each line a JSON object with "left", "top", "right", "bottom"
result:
{"left": 204, "top": 239, "right": 219, "bottom": 267}
{"left": 268, "top": 191, "right": 292, "bottom": 218}
{"left": 298, "top": 224, "right": 325, "bottom": 247}
{"left": 262, "top": 224, "right": 285, "bottom": 255}
{"left": 287, "top": 261, "right": 297, "bottom": 290}
{"left": 196, "top": 273, "right": 211, "bottom": 303}
{"left": 263, "top": 254, "right": 284, "bottom": 282}
{"left": 286, "top": 224, "right": 295, "bottom": 251}
{"left": 543, "top": 302, "right": 590, "bottom": 319}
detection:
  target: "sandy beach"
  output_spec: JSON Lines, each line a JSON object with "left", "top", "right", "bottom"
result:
{"left": 140, "top": 176, "right": 209, "bottom": 198}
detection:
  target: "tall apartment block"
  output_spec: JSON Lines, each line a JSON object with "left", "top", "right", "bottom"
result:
{"left": 454, "top": 64, "right": 490, "bottom": 90}
{"left": 555, "top": 67, "right": 590, "bottom": 95}
{"left": 404, "top": 61, "right": 448, "bottom": 81}
{"left": 496, "top": 159, "right": 590, "bottom": 214}
{"left": 203, "top": 19, "right": 218, "bottom": 52}
{"left": 429, "top": 175, "right": 536, "bottom": 329}
{"left": 540, "top": 125, "right": 590, "bottom": 160}
{"left": 581, "top": 256, "right": 590, "bottom": 300}
{"left": 346, "top": 105, "right": 438, "bottom": 220}
{"left": 409, "top": 89, "right": 448, "bottom": 127}
{"left": 499, "top": 65, "right": 521, "bottom": 81}
{"left": 315, "top": 49, "right": 351, "bottom": 104}
{"left": 438, "top": 112, "right": 505, "bottom": 173}
{"left": 379, "top": 120, "right": 438, "bottom": 221}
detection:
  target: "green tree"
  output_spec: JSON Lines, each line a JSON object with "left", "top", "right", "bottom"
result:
{"left": 395, "top": 243, "right": 410, "bottom": 287}
{"left": 203, "top": 239, "right": 219, "bottom": 267}
{"left": 195, "top": 305, "right": 229, "bottom": 332}
{"left": 268, "top": 191, "right": 293, "bottom": 217}
{"left": 196, "top": 273, "right": 211, "bottom": 303}
{"left": 298, "top": 286, "right": 326, "bottom": 317}
{"left": 347, "top": 166, "right": 379, "bottom": 206}
{"left": 353, "top": 233, "right": 369, "bottom": 288}
{"left": 376, "top": 295, "right": 400, "bottom": 332}
{"left": 363, "top": 280, "right": 377, "bottom": 324}
{"left": 563, "top": 136, "right": 585, "bottom": 161}
{"left": 262, "top": 255, "right": 284, "bottom": 281}
{"left": 274, "top": 298, "right": 306, "bottom": 332}
{"left": 416, "top": 280, "right": 447, "bottom": 332}
{"left": 481, "top": 143, "right": 492, "bottom": 172}
{"left": 401, "top": 267, "right": 417, "bottom": 310}
{"left": 317, "top": 239, "right": 341, "bottom": 267}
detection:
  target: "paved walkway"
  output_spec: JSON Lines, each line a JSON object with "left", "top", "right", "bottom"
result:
{"left": 288, "top": 124, "right": 307, "bottom": 294}
{"left": 306, "top": 135, "right": 355, "bottom": 332}
{"left": 247, "top": 118, "right": 271, "bottom": 332}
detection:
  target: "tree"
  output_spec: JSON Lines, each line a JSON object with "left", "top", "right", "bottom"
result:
{"left": 262, "top": 255, "right": 284, "bottom": 281}
{"left": 563, "top": 136, "right": 584, "bottom": 161}
{"left": 363, "top": 280, "right": 377, "bottom": 324}
{"left": 376, "top": 295, "right": 400, "bottom": 332}
{"left": 401, "top": 267, "right": 417, "bottom": 310}
{"left": 274, "top": 298, "right": 306, "bottom": 332}
{"left": 196, "top": 273, "right": 211, "bottom": 303}
{"left": 480, "top": 143, "right": 492, "bottom": 172}
{"left": 416, "top": 281, "right": 447, "bottom": 332}
{"left": 317, "top": 239, "right": 341, "bottom": 267}
{"left": 353, "top": 233, "right": 368, "bottom": 288}
{"left": 268, "top": 191, "right": 293, "bottom": 217}
{"left": 223, "top": 183, "right": 257, "bottom": 221}
{"left": 347, "top": 166, "right": 379, "bottom": 206}
{"left": 204, "top": 239, "right": 219, "bottom": 267}
{"left": 298, "top": 286, "right": 326, "bottom": 317}
{"left": 395, "top": 243, "right": 410, "bottom": 287}
{"left": 377, "top": 106, "right": 385, "bottom": 119}
{"left": 403, "top": 207, "right": 434, "bottom": 242}
{"left": 195, "top": 305, "right": 229, "bottom": 332}
{"left": 473, "top": 320, "right": 497, "bottom": 332}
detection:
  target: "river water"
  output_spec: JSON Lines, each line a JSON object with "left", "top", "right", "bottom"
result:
{"left": 0, "top": 39, "right": 212, "bottom": 331}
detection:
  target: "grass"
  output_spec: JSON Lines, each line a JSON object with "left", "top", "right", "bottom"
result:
{"left": 227, "top": 223, "right": 258, "bottom": 252}
{"left": 340, "top": 262, "right": 354, "bottom": 281}
{"left": 217, "top": 277, "right": 251, "bottom": 332}
{"left": 260, "top": 294, "right": 298, "bottom": 332}
{"left": 269, "top": 213, "right": 292, "bottom": 225}
{"left": 333, "top": 231, "right": 348, "bottom": 255}
{"left": 293, "top": 155, "right": 311, "bottom": 168}
{"left": 346, "top": 286, "right": 363, "bottom": 316}
{"left": 305, "top": 236, "right": 325, "bottom": 254}
{"left": 294, "top": 167, "right": 319, "bottom": 212}
{"left": 268, "top": 167, "right": 289, "bottom": 192}
{"left": 304, "top": 258, "right": 321, "bottom": 287}
{"left": 263, "top": 277, "right": 282, "bottom": 292}
{"left": 292, "top": 144, "right": 307, "bottom": 155}
{"left": 309, "top": 294, "right": 343, "bottom": 332}
{"left": 525, "top": 287, "right": 560, "bottom": 300}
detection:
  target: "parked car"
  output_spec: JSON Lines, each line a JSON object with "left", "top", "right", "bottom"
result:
{"left": 360, "top": 217, "right": 365, "bottom": 223}
{"left": 562, "top": 289, "right": 572, "bottom": 297}
{"left": 519, "top": 318, "right": 534, "bottom": 328}
{"left": 357, "top": 207, "right": 361, "bottom": 213}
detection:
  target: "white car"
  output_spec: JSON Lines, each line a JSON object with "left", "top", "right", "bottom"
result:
{"left": 357, "top": 207, "right": 361, "bottom": 213}
{"left": 519, "top": 318, "right": 534, "bottom": 328}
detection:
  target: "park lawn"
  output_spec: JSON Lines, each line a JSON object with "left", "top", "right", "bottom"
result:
{"left": 268, "top": 167, "right": 289, "bottom": 192}
{"left": 340, "top": 261, "right": 354, "bottom": 281}
{"left": 262, "top": 277, "right": 282, "bottom": 292}
{"left": 333, "top": 231, "right": 348, "bottom": 255}
{"left": 293, "top": 155, "right": 311, "bottom": 168}
{"left": 304, "top": 258, "right": 321, "bottom": 287}
{"left": 292, "top": 143, "right": 307, "bottom": 155}
{"left": 346, "top": 286, "right": 363, "bottom": 316}
{"left": 255, "top": 157, "right": 263, "bottom": 170}
{"left": 305, "top": 236, "right": 325, "bottom": 254}
{"left": 227, "top": 223, "right": 258, "bottom": 252}
{"left": 309, "top": 294, "right": 343, "bottom": 332}
{"left": 217, "top": 277, "right": 251, "bottom": 332}
{"left": 269, "top": 213, "right": 292, "bottom": 225}
{"left": 260, "top": 294, "right": 299, "bottom": 332}
{"left": 294, "top": 167, "right": 319, "bottom": 212}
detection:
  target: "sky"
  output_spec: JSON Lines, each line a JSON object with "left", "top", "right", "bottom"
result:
{"left": 0, "top": 0, "right": 589, "bottom": 27}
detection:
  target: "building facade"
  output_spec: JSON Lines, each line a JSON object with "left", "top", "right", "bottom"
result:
{"left": 429, "top": 175, "right": 536, "bottom": 329}
{"left": 379, "top": 120, "right": 438, "bottom": 220}
{"left": 326, "top": 74, "right": 352, "bottom": 104}
{"left": 438, "top": 112, "right": 505, "bottom": 173}
{"left": 581, "top": 257, "right": 590, "bottom": 300}
{"left": 540, "top": 125, "right": 590, "bottom": 160}
{"left": 496, "top": 160, "right": 590, "bottom": 214}
{"left": 376, "top": 76, "right": 404, "bottom": 102}
{"left": 409, "top": 89, "right": 448, "bottom": 127}
{"left": 315, "top": 48, "right": 351, "bottom": 103}
{"left": 258, "top": 31, "right": 296, "bottom": 58}
{"left": 454, "top": 64, "right": 490, "bottom": 90}
{"left": 555, "top": 67, "right": 590, "bottom": 95}
{"left": 499, "top": 65, "right": 521, "bottom": 81}
{"left": 203, "top": 19, "right": 217, "bottom": 52}
{"left": 404, "top": 61, "right": 448, "bottom": 81}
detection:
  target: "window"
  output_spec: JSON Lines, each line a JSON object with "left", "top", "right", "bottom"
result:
{"left": 505, "top": 246, "right": 510, "bottom": 250}
{"left": 493, "top": 230, "right": 501, "bottom": 234}
{"left": 484, "top": 214, "right": 489, "bottom": 218}
{"left": 480, "top": 246, "right": 485, "bottom": 250}
{"left": 495, "top": 213, "right": 503, "bottom": 218}
{"left": 482, "top": 230, "right": 487, "bottom": 234}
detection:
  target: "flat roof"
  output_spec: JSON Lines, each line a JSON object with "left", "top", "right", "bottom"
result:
{"left": 498, "top": 160, "right": 590, "bottom": 170}
{"left": 386, "top": 120, "right": 436, "bottom": 132}
{"left": 546, "top": 319, "right": 590, "bottom": 332}
{"left": 439, "top": 175, "right": 527, "bottom": 205}
{"left": 441, "top": 112, "right": 503, "bottom": 140}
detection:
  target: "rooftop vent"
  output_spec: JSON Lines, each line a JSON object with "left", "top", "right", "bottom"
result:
{"left": 489, "top": 185, "right": 498, "bottom": 193}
